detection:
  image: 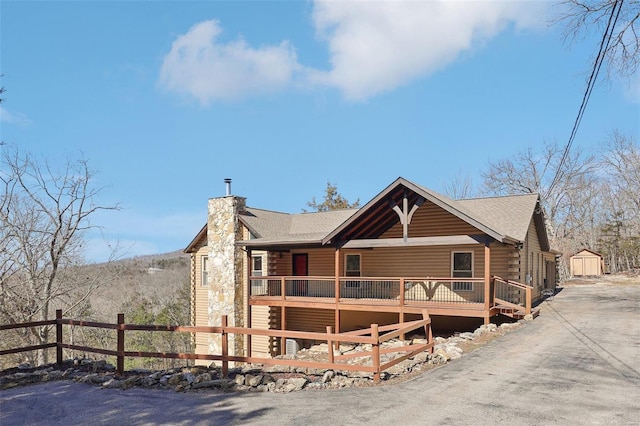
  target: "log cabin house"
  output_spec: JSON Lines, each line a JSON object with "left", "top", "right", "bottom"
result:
{"left": 185, "top": 177, "right": 558, "bottom": 360}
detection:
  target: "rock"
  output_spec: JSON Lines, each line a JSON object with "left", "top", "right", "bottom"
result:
{"left": 234, "top": 375, "right": 245, "bottom": 386}
{"left": 322, "top": 370, "right": 335, "bottom": 383}
{"left": 524, "top": 314, "right": 534, "bottom": 321}
{"left": 247, "top": 375, "right": 263, "bottom": 387}
{"left": 432, "top": 348, "right": 450, "bottom": 364}
{"left": 500, "top": 322, "right": 520, "bottom": 329}
{"left": 261, "top": 375, "right": 275, "bottom": 385}
{"left": 183, "top": 373, "right": 196, "bottom": 385}
{"left": 412, "top": 351, "right": 430, "bottom": 363}
{"left": 102, "top": 378, "right": 128, "bottom": 389}
{"left": 282, "top": 383, "right": 298, "bottom": 393}
{"left": 122, "top": 376, "right": 141, "bottom": 390}
{"left": 194, "top": 373, "right": 211, "bottom": 384}
{"left": 459, "top": 332, "right": 475, "bottom": 340}
{"left": 149, "top": 371, "right": 163, "bottom": 380}
{"left": 191, "top": 379, "right": 235, "bottom": 389}
{"left": 167, "top": 373, "right": 183, "bottom": 386}
{"left": 288, "top": 377, "right": 308, "bottom": 391}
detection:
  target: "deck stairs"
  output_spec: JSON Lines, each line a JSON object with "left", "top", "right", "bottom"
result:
{"left": 494, "top": 304, "right": 540, "bottom": 320}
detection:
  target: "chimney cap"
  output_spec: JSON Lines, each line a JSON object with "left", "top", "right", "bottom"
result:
{"left": 224, "top": 178, "right": 232, "bottom": 196}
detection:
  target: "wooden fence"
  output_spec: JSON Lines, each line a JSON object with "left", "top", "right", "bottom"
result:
{"left": 0, "top": 310, "right": 433, "bottom": 383}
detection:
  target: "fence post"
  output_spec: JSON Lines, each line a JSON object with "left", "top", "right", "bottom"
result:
{"left": 117, "top": 313, "right": 124, "bottom": 376}
{"left": 326, "top": 326, "right": 334, "bottom": 365}
{"left": 372, "top": 323, "right": 380, "bottom": 383}
{"left": 56, "top": 309, "right": 63, "bottom": 366}
{"left": 221, "top": 315, "right": 228, "bottom": 378}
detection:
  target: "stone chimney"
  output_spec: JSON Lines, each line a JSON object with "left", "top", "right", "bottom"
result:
{"left": 206, "top": 184, "right": 246, "bottom": 358}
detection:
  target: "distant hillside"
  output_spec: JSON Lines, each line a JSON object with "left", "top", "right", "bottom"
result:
{"left": 88, "top": 251, "right": 190, "bottom": 322}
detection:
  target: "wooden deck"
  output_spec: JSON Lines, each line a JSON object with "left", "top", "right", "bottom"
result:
{"left": 249, "top": 276, "right": 533, "bottom": 321}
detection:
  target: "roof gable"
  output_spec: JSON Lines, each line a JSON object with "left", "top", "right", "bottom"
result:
{"left": 323, "top": 177, "right": 520, "bottom": 245}
{"left": 571, "top": 248, "right": 602, "bottom": 258}
{"left": 456, "top": 193, "right": 540, "bottom": 242}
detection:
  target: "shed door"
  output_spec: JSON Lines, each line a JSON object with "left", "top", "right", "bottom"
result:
{"left": 584, "top": 257, "right": 600, "bottom": 276}
{"left": 572, "top": 258, "right": 585, "bottom": 276}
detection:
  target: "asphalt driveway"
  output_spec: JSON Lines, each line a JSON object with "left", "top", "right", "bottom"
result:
{"left": 2, "top": 282, "right": 639, "bottom": 425}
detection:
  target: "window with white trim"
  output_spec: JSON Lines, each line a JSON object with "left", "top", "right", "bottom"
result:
{"left": 252, "top": 254, "right": 264, "bottom": 277}
{"left": 251, "top": 253, "right": 267, "bottom": 295}
{"left": 201, "top": 256, "right": 208, "bottom": 287}
{"left": 452, "top": 251, "right": 473, "bottom": 291}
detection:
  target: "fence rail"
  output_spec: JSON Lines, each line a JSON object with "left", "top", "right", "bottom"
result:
{"left": 1, "top": 310, "right": 434, "bottom": 383}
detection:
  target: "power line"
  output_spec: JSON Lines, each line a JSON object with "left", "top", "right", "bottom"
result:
{"left": 548, "top": 0, "right": 625, "bottom": 194}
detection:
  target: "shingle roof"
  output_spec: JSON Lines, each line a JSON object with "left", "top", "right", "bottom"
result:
{"left": 190, "top": 177, "right": 545, "bottom": 250}
{"left": 239, "top": 208, "right": 357, "bottom": 246}
{"left": 456, "top": 193, "right": 539, "bottom": 242}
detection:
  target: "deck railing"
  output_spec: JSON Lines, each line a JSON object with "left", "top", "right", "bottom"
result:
{"left": 403, "top": 278, "right": 486, "bottom": 304}
{"left": 492, "top": 276, "right": 532, "bottom": 315}
{"left": 250, "top": 276, "right": 487, "bottom": 305}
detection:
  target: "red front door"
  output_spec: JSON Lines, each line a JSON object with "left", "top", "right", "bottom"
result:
{"left": 292, "top": 254, "right": 308, "bottom": 296}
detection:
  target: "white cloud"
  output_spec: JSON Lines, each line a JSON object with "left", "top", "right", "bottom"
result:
{"left": 159, "top": 19, "right": 301, "bottom": 103}
{"left": 159, "top": 2, "right": 546, "bottom": 103}
{"left": 310, "top": 0, "right": 546, "bottom": 100}
{"left": 0, "top": 106, "right": 32, "bottom": 125}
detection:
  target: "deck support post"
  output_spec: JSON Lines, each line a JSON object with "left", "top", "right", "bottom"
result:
{"left": 281, "top": 306, "right": 286, "bottom": 356}
{"left": 484, "top": 242, "right": 491, "bottom": 312}
{"left": 334, "top": 247, "right": 341, "bottom": 348}
{"left": 399, "top": 277, "right": 406, "bottom": 340}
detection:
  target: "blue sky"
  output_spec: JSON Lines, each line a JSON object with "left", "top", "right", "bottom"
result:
{"left": 1, "top": 1, "right": 638, "bottom": 262}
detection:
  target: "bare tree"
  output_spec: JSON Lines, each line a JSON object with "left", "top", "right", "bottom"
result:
{"left": 602, "top": 130, "right": 640, "bottom": 213}
{"left": 0, "top": 147, "right": 119, "bottom": 365}
{"left": 557, "top": 0, "right": 640, "bottom": 79}
{"left": 304, "top": 181, "right": 360, "bottom": 212}
{"left": 481, "top": 140, "right": 599, "bottom": 277}
{"left": 443, "top": 171, "right": 476, "bottom": 199}
{"left": 598, "top": 131, "right": 640, "bottom": 271}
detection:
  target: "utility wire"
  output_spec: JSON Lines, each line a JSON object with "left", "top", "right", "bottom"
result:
{"left": 548, "top": 0, "right": 625, "bottom": 194}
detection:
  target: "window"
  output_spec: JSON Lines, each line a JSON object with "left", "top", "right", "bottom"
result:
{"left": 252, "top": 255, "right": 264, "bottom": 277}
{"left": 201, "top": 256, "right": 208, "bottom": 287}
{"left": 345, "top": 254, "right": 361, "bottom": 276}
{"left": 345, "top": 254, "right": 361, "bottom": 288}
{"left": 452, "top": 252, "right": 473, "bottom": 291}
{"left": 251, "top": 254, "right": 267, "bottom": 295}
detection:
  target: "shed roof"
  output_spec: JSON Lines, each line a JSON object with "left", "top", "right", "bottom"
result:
{"left": 570, "top": 248, "right": 603, "bottom": 258}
